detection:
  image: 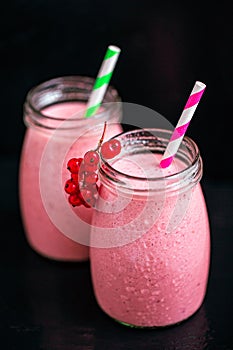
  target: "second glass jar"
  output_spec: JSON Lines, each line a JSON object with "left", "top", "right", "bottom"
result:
{"left": 19, "top": 76, "right": 122, "bottom": 261}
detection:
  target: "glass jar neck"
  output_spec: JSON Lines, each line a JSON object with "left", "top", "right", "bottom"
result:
{"left": 23, "top": 75, "right": 121, "bottom": 132}
{"left": 99, "top": 129, "right": 203, "bottom": 196}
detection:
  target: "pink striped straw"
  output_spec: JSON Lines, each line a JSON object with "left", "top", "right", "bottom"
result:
{"left": 160, "top": 81, "right": 206, "bottom": 168}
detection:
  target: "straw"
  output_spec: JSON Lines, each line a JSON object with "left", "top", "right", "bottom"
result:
{"left": 160, "top": 81, "right": 206, "bottom": 168}
{"left": 84, "top": 45, "right": 121, "bottom": 118}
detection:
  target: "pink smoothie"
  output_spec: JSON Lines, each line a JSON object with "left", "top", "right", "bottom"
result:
{"left": 19, "top": 102, "right": 122, "bottom": 261}
{"left": 90, "top": 151, "right": 210, "bottom": 327}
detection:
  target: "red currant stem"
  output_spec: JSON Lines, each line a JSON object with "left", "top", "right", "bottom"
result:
{"left": 95, "top": 121, "right": 107, "bottom": 151}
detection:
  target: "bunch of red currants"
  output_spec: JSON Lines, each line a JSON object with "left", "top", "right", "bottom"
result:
{"left": 64, "top": 129, "right": 121, "bottom": 208}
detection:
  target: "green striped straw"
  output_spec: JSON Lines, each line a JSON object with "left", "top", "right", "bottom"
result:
{"left": 84, "top": 45, "right": 121, "bottom": 118}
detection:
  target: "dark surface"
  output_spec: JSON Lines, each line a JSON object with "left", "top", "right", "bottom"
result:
{"left": 1, "top": 158, "right": 233, "bottom": 349}
{"left": 0, "top": 0, "right": 233, "bottom": 180}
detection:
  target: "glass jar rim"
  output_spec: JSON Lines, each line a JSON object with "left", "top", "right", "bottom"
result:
{"left": 99, "top": 128, "right": 202, "bottom": 194}
{"left": 24, "top": 75, "right": 122, "bottom": 130}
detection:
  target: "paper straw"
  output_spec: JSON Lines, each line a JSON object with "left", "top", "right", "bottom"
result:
{"left": 84, "top": 45, "right": 121, "bottom": 118}
{"left": 160, "top": 81, "right": 206, "bottom": 168}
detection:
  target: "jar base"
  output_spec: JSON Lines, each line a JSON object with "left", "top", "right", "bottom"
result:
{"left": 110, "top": 302, "right": 205, "bottom": 329}
{"left": 113, "top": 317, "right": 183, "bottom": 329}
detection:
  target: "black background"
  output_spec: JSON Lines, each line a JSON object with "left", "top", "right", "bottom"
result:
{"left": 1, "top": 1, "right": 233, "bottom": 349}
{"left": 1, "top": 0, "right": 232, "bottom": 180}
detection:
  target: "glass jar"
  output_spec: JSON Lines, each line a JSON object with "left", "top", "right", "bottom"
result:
{"left": 19, "top": 76, "right": 122, "bottom": 261}
{"left": 90, "top": 128, "right": 210, "bottom": 327}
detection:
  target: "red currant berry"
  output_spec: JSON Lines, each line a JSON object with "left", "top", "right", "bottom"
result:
{"left": 83, "top": 202, "right": 90, "bottom": 208}
{"left": 109, "top": 139, "right": 121, "bottom": 154}
{"left": 84, "top": 150, "right": 99, "bottom": 166}
{"left": 101, "top": 139, "right": 121, "bottom": 159}
{"left": 67, "top": 158, "right": 83, "bottom": 173}
{"left": 84, "top": 172, "right": 98, "bottom": 184}
{"left": 89, "top": 183, "right": 98, "bottom": 195}
{"left": 64, "top": 179, "right": 79, "bottom": 195}
{"left": 83, "top": 196, "right": 96, "bottom": 208}
{"left": 88, "top": 196, "right": 96, "bottom": 207}
{"left": 71, "top": 173, "right": 79, "bottom": 183}
{"left": 81, "top": 182, "right": 98, "bottom": 191}
{"left": 83, "top": 163, "right": 98, "bottom": 172}
{"left": 80, "top": 188, "right": 94, "bottom": 202}
{"left": 68, "top": 193, "right": 82, "bottom": 207}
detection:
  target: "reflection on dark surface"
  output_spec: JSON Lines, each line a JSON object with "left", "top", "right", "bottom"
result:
{"left": 95, "top": 305, "right": 212, "bottom": 349}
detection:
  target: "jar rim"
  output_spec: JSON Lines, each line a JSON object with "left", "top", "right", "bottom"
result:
{"left": 99, "top": 128, "right": 202, "bottom": 194}
{"left": 24, "top": 75, "right": 122, "bottom": 130}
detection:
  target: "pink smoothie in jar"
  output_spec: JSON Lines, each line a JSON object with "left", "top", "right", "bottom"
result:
{"left": 90, "top": 128, "right": 210, "bottom": 327}
{"left": 19, "top": 76, "right": 122, "bottom": 261}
